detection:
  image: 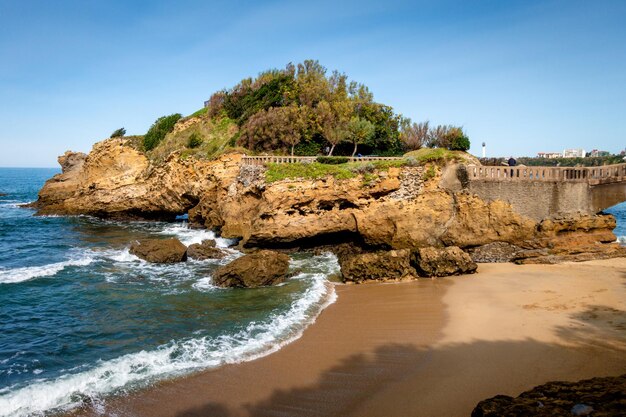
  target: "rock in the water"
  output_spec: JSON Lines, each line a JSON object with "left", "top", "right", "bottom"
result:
{"left": 411, "top": 246, "right": 477, "bottom": 277}
{"left": 472, "top": 374, "right": 626, "bottom": 417}
{"left": 212, "top": 250, "right": 290, "bottom": 288}
{"left": 0, "top": 192, "right": 7, "bottom": 197}
{"left": 187, "top": 239, "right": 227, "bottom": 260}
{"left": 129, "top": 238, "right": 187, "bottom": 263}
{"left": 469, "top": 242, "right": 522, "bottom": 263}
{"left": 340, "top": 249, "right": 415, "bottom": 283}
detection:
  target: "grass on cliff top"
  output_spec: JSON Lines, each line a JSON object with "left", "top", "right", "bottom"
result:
{"left": 148, "top": 116, "right": 239, "bottom": 162}
{"left": 404, "top": 148, "right": 479, "bottom": 165}
{"left": 265, "top": 159, "right": 407, "bottom": 183}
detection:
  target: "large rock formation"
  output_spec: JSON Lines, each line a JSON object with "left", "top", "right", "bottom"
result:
{"left": 129, "top": 238, "right": 188, "bottom": 263}
{"left": 187, "top": 240, "right": 228, "bottom": 260}
{"left": 340, "top": 249, "right": 415, "bottom": 283}
{"left": 212, "top": 250, "right": 290, "bottom": 288}
{"left": 412, "top": 246, "right": 478, "bottom": 277}
{"left": 32, "top": 137, "right": 625, "bottom": 266}
{"left": 472, "top": 374, "right": 626, "bottom": 417}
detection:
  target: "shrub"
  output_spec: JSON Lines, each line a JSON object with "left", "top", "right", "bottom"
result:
{"left": 143, "top": 113, "right": 182, "bottom": 151}
{"left": 449, "top": 135, "right": 470, "bottom": 151}
{"left": 187, "top": 132, "right": 203, "bottom": 148}
{"left": 350, "top": 163, "right": 375, "bottom": 174}
{"left": 317, "top": 156, "right": 349, "bottom": 164}
{"left": 110, "top": 127, "right": 126, "bottom": 138}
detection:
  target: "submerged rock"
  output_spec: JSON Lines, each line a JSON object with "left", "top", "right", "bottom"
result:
{"left": 187, "top": 240, "right": 227, "bottom": 260}
{"left": 411, "top": 246, "right": 477, "bottom": 277}
{"left": 212, "top": 250, "right": 290, "bottom": 288}
{"left": 129, "top": 238, "right": 187, "bottom": 263}
{"left": 340, "top": 249, "right": 415, "bottom": 283}
{"left": 472, "top": 374, "right": 626, "bottom": 417}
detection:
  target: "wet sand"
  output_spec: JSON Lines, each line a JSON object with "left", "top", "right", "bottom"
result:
{"left": 76, "top": 258, "right": 626, "bottom": 417}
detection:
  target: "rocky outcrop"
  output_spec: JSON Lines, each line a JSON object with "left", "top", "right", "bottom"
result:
{"left": 340, "top": 249, "right": 415, "bottom": 283}
{"left": 187, "top": 240, "right": 228, "bottom": 260}
{"left": 411, "top": 246, "right": 478, "bottom": 277}
{"left": 32, "top": 138, "right": 242, "bottom": 219}
{"left": 129, "top": 238, "right": 188, "bottom": 263}
{"left": 33, "top": 139, "right": 623, "bottom": 265}
{"left": 212, "top": 250, "right": 290, "bottom": 288}
{"left": 472, "top": 374, "right": 626, "bottom": 417}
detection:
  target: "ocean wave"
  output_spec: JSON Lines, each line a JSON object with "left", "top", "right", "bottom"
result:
{"left": 158, "top": 223, "right": 238, "bottom": 247}
{"left": 0, "top": 256, "right": 94, "bottom": 284}
{"left": 0, "top": 256, "right": 338, "bottom": 417}
{"left": 617, "top": 235, "right": 625, "bottom": 245}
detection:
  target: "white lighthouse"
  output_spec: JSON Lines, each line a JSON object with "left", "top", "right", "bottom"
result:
{"left": 482, "top": 142, "right": 486, "bottom": 158}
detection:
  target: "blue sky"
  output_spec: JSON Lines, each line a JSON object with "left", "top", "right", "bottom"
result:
{"left": 1, "top": 0, "right": 625, "bottom": 167}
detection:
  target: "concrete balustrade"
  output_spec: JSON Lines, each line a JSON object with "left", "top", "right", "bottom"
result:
{"left": 240, "top": 155, "right": 403, "bottom": 166}
{"left": 468, "top": 163, "right": 626, "bottom": 184}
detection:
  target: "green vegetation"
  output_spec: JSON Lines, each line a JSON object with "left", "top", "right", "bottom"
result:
{"left": 147, "top": 116, "right": 239, "bottom": 162}
{"left": 188, "top": 107, "right": 208, "bottom": 118}
{"left": 138, "top": 60, "right": 474, "bottom": 161}
{"left": 400, "top": 120, "right": 470, "bottom": 152}
{"left": 143, "top": 114, "right": 182, "bottom": 151}
{"left": 110, "top": 127, "right": 126, "bottom": 138}
{"left": 187, "top": 132, "right": 203, "bottom": 148}
{"left": 265, "top": 159, "right": 407, "bottom": 183}
{"left": 207, "top": 60, "right": 405, "bottom": 156}
{"left": 423, "top": 165, "right": 437, "bottom": 181}
{"left": 316, "top": 156, "right": 349, "bottom": 164}
{"left": 405, "top": 148, "right": 463, "bottom": 163}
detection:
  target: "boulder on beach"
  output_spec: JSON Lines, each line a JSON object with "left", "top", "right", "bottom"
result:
{"left": 187, "top": 239, "right": 228, "bottom": 260}
{"left": 411, "top": 246, "right": 477, "bottom": 277}
{"left": 212, "top": 250, "right": 290, "bottom": 288}
{"left": 472, "top": 374, "right": 626, "bottom": 417}
{"left": 129, "top": 238, "right": 187, "bottom": 263}
{"left": 340, "top": 249, "right": 415, "bottom": 283}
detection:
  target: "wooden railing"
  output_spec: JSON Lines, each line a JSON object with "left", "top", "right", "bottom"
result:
{"left": 468, "top": 163, "right": 626, "bottom": 183}
{"left": 241, "top": 155, "right": 403, "bottom": 166}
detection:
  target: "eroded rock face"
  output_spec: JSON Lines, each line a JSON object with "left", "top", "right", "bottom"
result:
{"left": 212, "top": 250, "right": 290, "bottom": 288}
{"left": 411, "top": 246, "right": 477, "bottom": 277}
{"left": 187, "top": 240, "right": 228, "bottom": 260}
{"left": 33, "top": 140, "right": 622, "bottom": 265}
{"left": 469, "top": 242, "right": 523, "bottom": 263}
{"left": 33, "top": 138, "right": 241, "bottom": 219}
{"left": 129, "top": 238, "right": 187, "bottom": 263}
{"left": 340, "top": 249, "right": 415, "bottom": 283}
{"left": 472, "top": 374, "right": 626, "bottom": 417}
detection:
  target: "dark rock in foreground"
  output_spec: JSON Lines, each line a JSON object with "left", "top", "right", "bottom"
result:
{"left": 212, "top": 250, "right": 290, "bottom": 288}
{"left": 129, "top": 238, "right": 187, "bottom": 263}
{"left": 340, "top": 249, "right": 415, "bottom": 283}
{"left": 187, "top": 239, "right": 227, "bottom": 260}
{"left": 411, "top": 246, "right": 477, "bottom": 277}
{"left": 472, "top": 374, "right": 626, "bottom": 417}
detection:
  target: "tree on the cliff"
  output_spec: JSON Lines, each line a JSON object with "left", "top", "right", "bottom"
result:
{"left": 346, "top": 117, "right": 375, "bottom": 157}
{"left": 110, "top": 127, "right": 126, "bottom": 138}
{"left": 237, "top": 105, "right": 305, "bottom": 155}
{"left": 143, "top": 113, "right": 182, "bottom": 151}
{"left": 400, "top": 119, "right": 429, "bottom": 150}
{"left": 315, "top": 100, "right": 351, "bottom": 156}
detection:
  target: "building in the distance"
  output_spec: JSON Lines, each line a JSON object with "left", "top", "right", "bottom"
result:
{"left": 537, "top": 152, "right": 562, "bottom": 159}
{"left": 588, "top": 149, "right": 611, "bottom": 157}
{"left": 562, "top": 148, "right": 586, "bottom": 158}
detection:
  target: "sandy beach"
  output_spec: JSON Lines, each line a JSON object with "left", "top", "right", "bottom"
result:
{"left": 74, "top": 258, "right": 626, "bottom": 417}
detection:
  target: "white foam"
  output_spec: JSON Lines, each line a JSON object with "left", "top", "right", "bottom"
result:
{"left": 158, "top": 223, "right": 238, "bottom": 248}
{"left": 0, "top": 256, "right": 94, "bottom": 284}
{"left": 617, "top": 235, "right": 626, "bottom": 245}
{"left": 0, "top": 254, "right": 338, "bottom": 417}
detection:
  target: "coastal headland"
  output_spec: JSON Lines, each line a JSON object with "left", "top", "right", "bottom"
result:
{"left": 30, "top": 62, "right": 626, "bottom": 415}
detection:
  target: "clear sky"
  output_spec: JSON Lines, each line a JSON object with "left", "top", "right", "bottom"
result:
{"left": 1, "top": 0, "right": 625, "bottom": 167}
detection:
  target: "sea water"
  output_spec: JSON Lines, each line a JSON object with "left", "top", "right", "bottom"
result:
{"left": 0, "top": 168, "right": 339, "bottom": 417}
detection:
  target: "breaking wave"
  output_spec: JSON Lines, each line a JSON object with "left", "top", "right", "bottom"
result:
{"left": 0, "top": 254, "right": 338, "bottom": 417}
